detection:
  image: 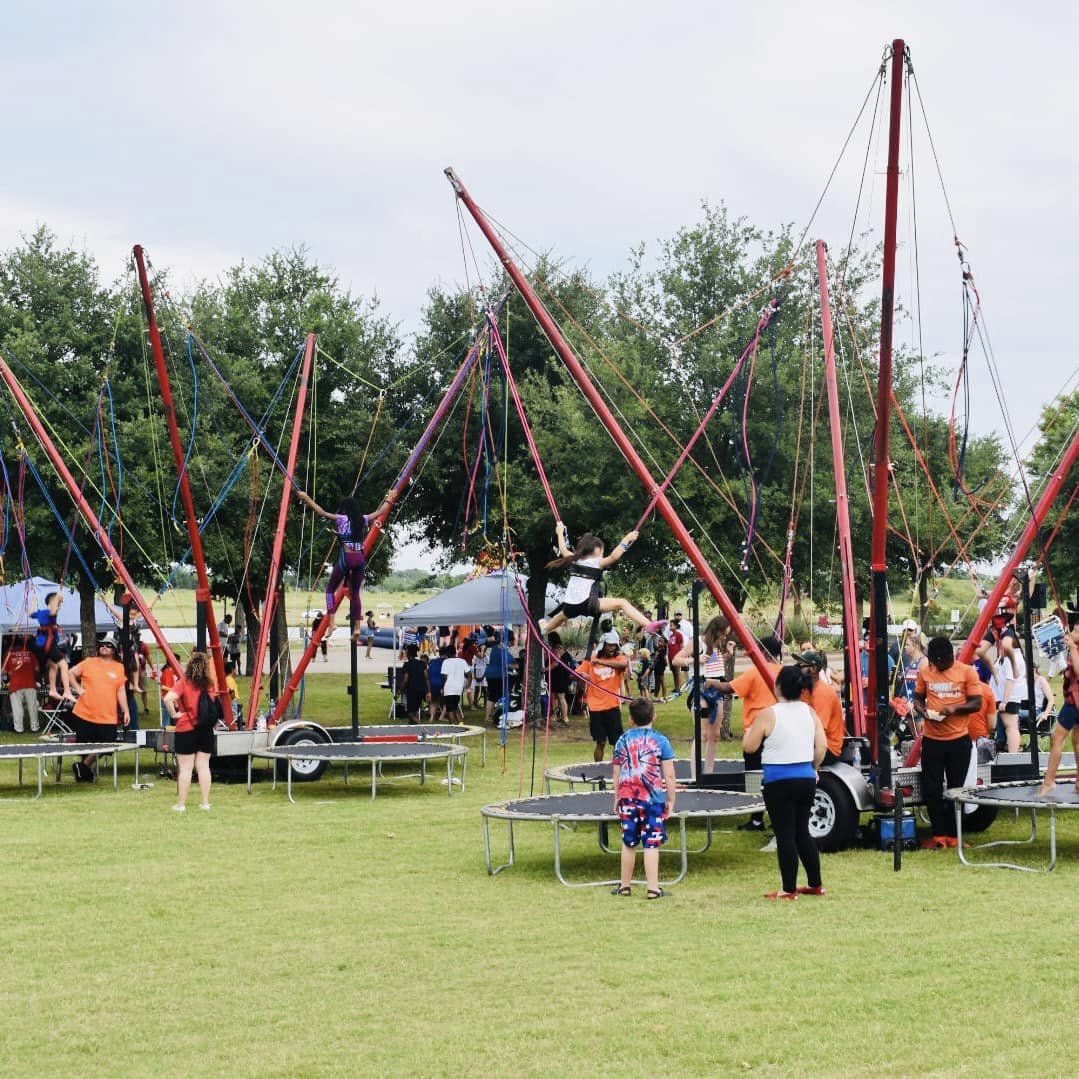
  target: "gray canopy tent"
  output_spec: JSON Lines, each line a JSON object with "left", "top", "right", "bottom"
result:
{"left": 392, "top": 570, "right": 556, "bottom": 629}
{"left": 0, "top": 577, "right": 116, "bottom": 636}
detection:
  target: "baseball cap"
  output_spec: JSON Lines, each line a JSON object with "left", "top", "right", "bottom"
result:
{"left": 600, "top": 630, "right": 620, "bottom": 647}
{"left": 793, "top": 650, "right": 825, "bottom": 670}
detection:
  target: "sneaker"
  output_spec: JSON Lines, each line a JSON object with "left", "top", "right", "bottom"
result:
{"left": 759, "top": 836, "right": 778, "bottom": 853}
{"left": 737, "top": 819, "right": 765, "bottom": 832}
{"left": 796, "top": 885, "right": 827, "bottom": 896}
{"left": 919, "top": 836, "right": 948, "bottom": 850}
{"left": 171, "top": 804, "right": 186, "bottom": 813}
{"left": 763, "top": 891, "right": 797, "bottom": 900}
{"left": 198, "top": 804, "right": 212, "bottom": 811}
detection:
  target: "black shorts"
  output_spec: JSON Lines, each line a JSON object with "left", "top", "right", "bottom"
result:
{"left": 175, "top": 725, "right": 215, "bottom": 755}
{"left": 430, "top": 689, "right": 444, "bottom": 705}
{"left": 443, "top": 694, "right": 461, "bottom": 713}
{"left": 553, "top": 588, "right": 600, "bottom": 621}
{"left": 1004, "top": 701, "right": 1023, "bottom": 716}
{"left": 71, "top": 718, "right": 118, "bottom": 745}
{"left": 486, "top": 677, "right": 505, "bottom": 702}
{"left": 589, "top": 707, "right": 623, "bottom": 747}
{"left": 32, "top": 641, "right": 65, "bottom": 665}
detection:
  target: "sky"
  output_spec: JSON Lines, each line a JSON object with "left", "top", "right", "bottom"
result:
{"left": 2, "top": 1, "right": 1076, "bottom": 569}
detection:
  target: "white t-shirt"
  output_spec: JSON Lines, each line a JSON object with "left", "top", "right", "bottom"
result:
{"left": 1002, "top": 649, "right": 1027, "bottom": 705}
{"left": 441, "top": 657, "right": 470, "bottom": 696}
{"left": 563, "top": 557, "right": 602, "bottom": 605}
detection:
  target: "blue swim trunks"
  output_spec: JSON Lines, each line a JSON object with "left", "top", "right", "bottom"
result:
{"left": 616, "top": 797, "right": 668, "bottom": 849}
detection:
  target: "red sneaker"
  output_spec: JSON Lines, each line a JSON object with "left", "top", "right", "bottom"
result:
{"left": 919, "top": 836, "right": 948, "bottom": 850}
{"left": 796, "top": 885, "right": 826, "bottom": 896}
{"left": 763, "top": 891, "right": 797, "bottom": 901}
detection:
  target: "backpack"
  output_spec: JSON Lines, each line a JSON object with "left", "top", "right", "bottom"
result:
{"left": 196, "top": 689, "right": 224, "bottom": 729}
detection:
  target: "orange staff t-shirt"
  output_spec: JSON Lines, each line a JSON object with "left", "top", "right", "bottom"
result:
{"left": 730, "top": 662, "right": 780, "bottom": 728}
{"left": 805, "top": 679, "right": 845, "bottom": 756}
{"left": 915, "top": 661, "right": 982, "bottom": 741}
{"left": 577, "top": 659, "right": 625, "bottom": 712}
{"left": 967, "top": 681, "right": 997, "bottom": 742}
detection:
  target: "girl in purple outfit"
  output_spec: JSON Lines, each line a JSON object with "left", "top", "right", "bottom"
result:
{"left": 296, "top": 492, "right": 378, "bottom": 639}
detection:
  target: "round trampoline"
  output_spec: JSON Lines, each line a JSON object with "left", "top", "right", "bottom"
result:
{"left": 324, "top": 723, "right": 487, "bottom": 765}
{"left": 481, "top": 789, "right": 765, "bottom": 887}
{"left": 544, "top": 759, "right": 696, "bottom": 791}
{"left": 0, "top": 741, "right": 134, "bottom": 798}
{"left": 949, "top": 781, "right": 1079, "bottom": 872}
{"left": 248, "top": 741, "right": 468, "bottom": 802}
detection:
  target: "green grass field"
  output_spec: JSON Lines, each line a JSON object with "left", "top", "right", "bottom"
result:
{"left": 2, "top": 673, "right": 1074, "bottom": 1077}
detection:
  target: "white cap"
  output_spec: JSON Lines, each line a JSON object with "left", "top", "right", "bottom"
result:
{"left": 601, "top": 630, "right": 620, "bottom": 646}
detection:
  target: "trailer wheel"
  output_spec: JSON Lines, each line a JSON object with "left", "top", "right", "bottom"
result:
{"left": 810, "top": 774, "right": 859, "bottom": 852}
{"left": 275, "top": 729, "right": 330, "bottom": 782}
{"left": 961, "top": 804, "right": 998, "bottom": 834}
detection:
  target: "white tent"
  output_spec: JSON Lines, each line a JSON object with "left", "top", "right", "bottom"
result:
{"left": 393, "top": 570, "right": 557, "bottom": 628}
{"left": 0, "top": 577, "right": 116, "bottom": 636}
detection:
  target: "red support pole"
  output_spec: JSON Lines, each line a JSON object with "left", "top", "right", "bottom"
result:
{"left": 866, "top": 40, "right": 906, "bottom": 785}
{"left": 133, "top": 245, "right": 231, "bottom": 717}
{"left": 816, "top": 241, "right": 867, "bottom": 738}
{"left": 445, "top": 166, "right": 775, "bottom": 685}
{"left": 0, "top": 351, "right": 183, "bottom": 675}
{"left": 267, "top": 315, "right": 497, "bottom": 725}
{"left": 959, "top": 426, "right": 1079, "bottom": 663}
{"left": 246, "top": 332, "right": 315, "bottom": 723}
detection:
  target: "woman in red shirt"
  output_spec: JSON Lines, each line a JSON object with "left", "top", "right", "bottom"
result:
{"left": 163, "top": 652, "right": 216, "bottom": 813}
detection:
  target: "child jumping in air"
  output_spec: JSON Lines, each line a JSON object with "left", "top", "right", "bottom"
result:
{"left": 32, "top": 591, "right": 75, "bottom": 701}
{"left": 296, "top": 491, "right": 390, "bottom": 640}
{"left": 544, "top": 522, "right": 666, "bottom": 635}
{"left": 611, "top": 697, "right": 678, "bottom": 900}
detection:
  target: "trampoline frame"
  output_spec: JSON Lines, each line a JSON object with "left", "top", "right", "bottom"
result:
{"left": 481, "top": 790, "right": 765, "bottom": 888}
{"left": 949, "top": 781, "right": 1079, "bottom": 873}
{"left": 247, "top": 742, "right": 468, "bottom": 803}
{"left": 543, "top": 759, "right": 696, "bottom": 793}
{"left": 0, "top": 742, "right": 135, "bottom": 798}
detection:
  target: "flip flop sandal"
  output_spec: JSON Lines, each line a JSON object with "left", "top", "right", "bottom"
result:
{"left": 610, "top": 885, "right": 632, "bottom": 897}
{"left": 646, "top": 888, "right": 671, "bottom": 900}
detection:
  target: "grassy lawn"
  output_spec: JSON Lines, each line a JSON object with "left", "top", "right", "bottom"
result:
{"left": 2, "top": 673, "right": 1074, "bottom": 1077}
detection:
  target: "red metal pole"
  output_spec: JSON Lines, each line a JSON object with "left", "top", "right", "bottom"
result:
{"left": 246, "top": 332, "right": 315, "bottom": 723}
{"left": 959, "top": 426, "right": 1079, "bottom": 663}
{"left": 133, "top": 245, "right": 230, "bottom": 715}
{"left": 866, "top": 40, "right": 906, "bottom": 785}
{"left": 816, "top": 240, "right": 867, "bottom": 737}
{"left": 445, "top": 166, "right": 775, "bottom": 685}
{"left": 267, "top": 315, "right": 496, "bottom": 725}
{"left": 0, "top": 351, "right": 183, "bottom": 675}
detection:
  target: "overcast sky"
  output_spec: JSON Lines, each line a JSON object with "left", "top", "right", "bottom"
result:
{"left": 3, "top": 2, "right": 1075, "bottom": 568}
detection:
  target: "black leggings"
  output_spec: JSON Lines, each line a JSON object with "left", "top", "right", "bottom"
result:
{"left": 762, "top": 778, "right": 821, "bottom": 893}
{"left": 921, "top": 735, "right": 971, "bottom": 838}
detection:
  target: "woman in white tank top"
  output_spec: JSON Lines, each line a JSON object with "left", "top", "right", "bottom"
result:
{"left": 743, "top": 665, "right": 828, "bottom": 900}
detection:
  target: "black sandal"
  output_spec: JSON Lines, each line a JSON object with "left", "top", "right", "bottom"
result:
{"left": 646, "top": 888, "right": 671, "bottom": 900}
{"left": 610, "top": 885, "right": 632, "bottom": 897}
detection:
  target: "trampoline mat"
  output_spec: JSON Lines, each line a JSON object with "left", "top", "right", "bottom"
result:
{"left": 0, "top": 742, "right": 124, "bottom": 759}
{"left": 953, "top": 781, "right": 1079, "bottom": 809}
{"left": 325, "top": 724, "right": 479, "bottom": 739}
{"left": 486, "top": 789, "right": 763, "bottom": 820}
{"left": 550, "top": 759, "right": 695, "bottom": 783}
{"left": 258, "top": 742, "right": 457, "bottom": 762}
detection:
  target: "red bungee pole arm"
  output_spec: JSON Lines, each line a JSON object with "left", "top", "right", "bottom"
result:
{"left": 246, "top": 332, "right": 316, "bottom": 724}
{"left": 267, "top": 313, "right": 498, "bottom": 725}
{"left": 133, "top": 245, "right": 231, "bottom": 716}
{"left": 445, "top": 166, "right": 775, "bottom": 685}
{"left": 0, "top": 350, "right": 183, "bottom": 675}
{"left": 866, "top": 40, "right": 906, "bottom": 783}
{"left": 958, "top": 424, "right": 1079, "bottom": 663}
{"left": 816, "top": 241, "right": 867, "bottom": 738}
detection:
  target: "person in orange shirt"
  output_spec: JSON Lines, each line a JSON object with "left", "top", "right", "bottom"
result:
{"left": 69, "top": 638, "right": 130, "bottom": 781}
{"left": 794, "top": 650, "right": 845, "bottom": 764}
{"left": 914, "top": 636, "right": 982, "bottom": 849}
{"left": 708, "top": 634, "right": 782, "bottom": 831}
{"left": 576, "top": 631, "right": 629, "bottom": 762}
{"left": 967, "top": 660, "right": 998, "bottom": 744}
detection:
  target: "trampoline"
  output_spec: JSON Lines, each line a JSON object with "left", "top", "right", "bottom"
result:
{"left": 326, "top": 723, "right": 487, "bottom": 765}
{"left": 544, "top": 759, "right": 696, "bottom": 791}
{"left": 0, "top": 741, "right": 134, "bottom": 798}
{"left": 949, "top": 781, "right": 1079, "bottom": 873}
{"left": 481, "top": 789, "right": 765, "bottom": 887}
{"left": 248, "top": 742, "right": 468, "bottom": 802}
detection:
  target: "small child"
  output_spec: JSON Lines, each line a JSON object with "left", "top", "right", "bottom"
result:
{"left": 610, "top": 697, "right": 678, "bottom": 900}
{"left": 32, "top": 591, "right": 74, "bottom": 700}
{"left": 635, "top": 648, "right": 653, "bottom": 698}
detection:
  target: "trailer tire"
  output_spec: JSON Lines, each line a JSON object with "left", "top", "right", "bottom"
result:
{"left": 961, "top": 804, "right": 998, "bottom": 834}
{"left": 810, "top": 773, "right": 859, "bottom": 852}
{"left": 275, "top": 728, "right": 330, "bottom": 782}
